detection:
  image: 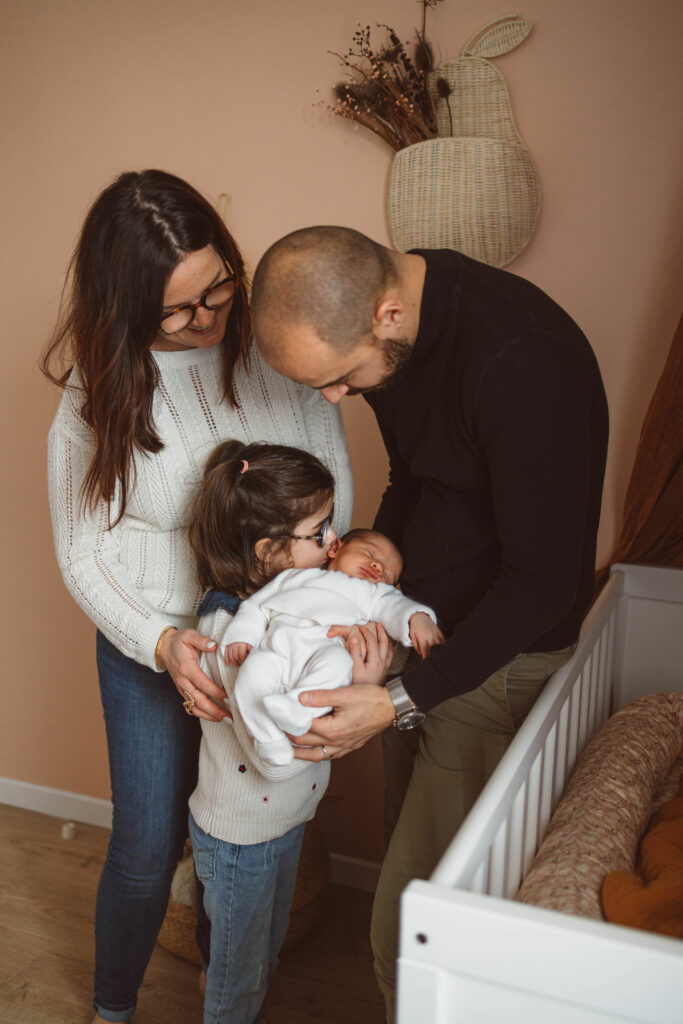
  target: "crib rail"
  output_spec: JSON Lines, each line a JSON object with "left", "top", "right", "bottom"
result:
{"left": 431, "top": 571, "right": 622, "bottom": 896}
{"left": 398, "top": 565, "right": 683, "bottom": 1024}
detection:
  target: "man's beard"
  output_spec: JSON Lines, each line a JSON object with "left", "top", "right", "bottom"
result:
{"left": 345, "top": 336, "right": 413, "bottom": 396}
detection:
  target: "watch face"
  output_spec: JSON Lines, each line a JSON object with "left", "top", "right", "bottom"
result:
{"left": 397, "top": 710, "right": 426, "bottom": 731}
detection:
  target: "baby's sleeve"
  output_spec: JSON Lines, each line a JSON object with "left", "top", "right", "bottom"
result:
{"left": 368, "top": 584, "right": 437, "bottom": 646}
{"left": 220, "top": 573, "right": 291, "bottom": 649}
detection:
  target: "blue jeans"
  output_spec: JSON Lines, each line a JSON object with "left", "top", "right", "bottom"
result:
{"left": 189, "top": 813, "right": 305, "bottom": 1024}
{"left": 94, "top": 631, "right": 209, "bottom": 1022}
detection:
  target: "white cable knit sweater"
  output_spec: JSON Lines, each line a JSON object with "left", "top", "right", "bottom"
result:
{"left": 47, "top": 344, "right": 353, "bottom": 670}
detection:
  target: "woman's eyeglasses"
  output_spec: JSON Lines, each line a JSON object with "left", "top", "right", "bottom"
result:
{"left": 159, "top": 257, "right": 236, "bottom": 335}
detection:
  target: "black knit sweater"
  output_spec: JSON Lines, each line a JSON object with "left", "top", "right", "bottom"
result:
{"left": 366, "top": 251, "right": 609, "bottom": 712}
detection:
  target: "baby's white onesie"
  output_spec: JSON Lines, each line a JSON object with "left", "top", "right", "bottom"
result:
{"left": 222, "top": 567, "right": 436, "bottom": 765}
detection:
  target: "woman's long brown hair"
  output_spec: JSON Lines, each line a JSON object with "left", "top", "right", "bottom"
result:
{"left": 41, "top": 169, "right": 251, "bottom": 525}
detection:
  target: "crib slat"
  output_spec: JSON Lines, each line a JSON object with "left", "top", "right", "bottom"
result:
{"left": 603, "top": 612, "right": 616, "bottom": 718}
{"left": 471, "top": 855, "right": 488, "bottom": 894}
{"left": 539, "top": 724, "right": 557, "bottom": 836}
{"left": 488, "top": 818, "right": 508, "bottom": 897}
{"left": 566, "top": 686, "right": 582, "bottom": 777}
{"left": 578, "top": 653, "right": 592, "bottom": 748}
{"left": 505, "top": 781, "right": 527, "bottom": 896}
{"left": 593, "top": 621, "right": 608, "bottom": 729}
{"left": 522, "top": 749, "right": 543, "bottom": 877}
{"left": 587, "top": 635, "right": 600, "bottom": 737}
{"left": 554, "top": 700, "right": 570, "bottom": 803}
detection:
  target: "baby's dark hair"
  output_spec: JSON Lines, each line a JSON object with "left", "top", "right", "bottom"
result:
{"left": 340, "top": 527, "right": 378, "bottom": 544}
{"left": 188, "top": 440, "right": 334, "bottom": 597}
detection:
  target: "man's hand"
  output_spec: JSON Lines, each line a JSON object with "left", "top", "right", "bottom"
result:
{"left": 290, "top": 684, "right": 395, "bottom": 762}
{"left": 327, "top": 622, "right": 394, "bottom": 685}
{"left": 158, "top": 628, "right": 231, "bottom": 722}
{"left": 409, "top": 612, "right": 444, "bottom": 659}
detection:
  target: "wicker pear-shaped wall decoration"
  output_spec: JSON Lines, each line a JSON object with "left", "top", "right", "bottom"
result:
{"left": 389, "top": 14, "right": 541, "bottom": 266}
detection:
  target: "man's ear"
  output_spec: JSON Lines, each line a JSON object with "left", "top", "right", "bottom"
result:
{"left": 326, "top": 538, "right": 342, "bottom": 561}
{"left": 372, "top": 296, "right": 405, "bottom": 339}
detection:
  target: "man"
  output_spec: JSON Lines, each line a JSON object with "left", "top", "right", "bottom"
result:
{"left": 250, "top": 227, "right": 609, "bottom": 1022}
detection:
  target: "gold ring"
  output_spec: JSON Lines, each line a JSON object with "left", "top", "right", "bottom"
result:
{"left": 182, "top": 690, "right": 195, "bottom": 716}
{"left": 322, "top": 745, "right": 332, "bottom": 760}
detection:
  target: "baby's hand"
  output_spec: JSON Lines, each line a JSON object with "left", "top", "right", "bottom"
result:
{"left": 224, "top": 641, "right": 252, "bottom": 667}
{"left": 409, "top": 613, "right": 444, "bottom": 659}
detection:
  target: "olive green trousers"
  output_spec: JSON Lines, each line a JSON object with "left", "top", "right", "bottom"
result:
{"left": 370, "top": 644, "right": 575, "bottom": 1023}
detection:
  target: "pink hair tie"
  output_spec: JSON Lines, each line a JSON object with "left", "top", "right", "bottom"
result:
{"left": 240, "top": 460, "right": 249, "bottom": 474}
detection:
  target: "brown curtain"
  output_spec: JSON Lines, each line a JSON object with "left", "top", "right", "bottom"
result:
{"left": 596, "top": 314, "right": 683, "bottom": 590}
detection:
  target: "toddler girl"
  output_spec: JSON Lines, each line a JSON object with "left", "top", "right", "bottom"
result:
{"left": 187, "top": 439, "right": 338, "bottom": 1024}
{"left": 186, "top": 439, "right": 438, "bottom": 1023}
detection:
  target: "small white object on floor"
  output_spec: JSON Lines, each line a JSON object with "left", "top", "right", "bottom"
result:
{"left": 61, "top": 820, "right": 77, "bottom": 840}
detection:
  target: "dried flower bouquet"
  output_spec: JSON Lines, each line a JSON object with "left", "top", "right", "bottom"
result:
{"left": 320, "top": 1, "right": 447, "bottom": 153}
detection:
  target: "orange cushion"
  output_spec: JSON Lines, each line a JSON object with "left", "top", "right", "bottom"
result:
{"left": 601, "top": 781, "right": 683, "bottom": 938}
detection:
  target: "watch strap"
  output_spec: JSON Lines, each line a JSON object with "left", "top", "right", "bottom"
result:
{"left": 386, "top": 676, "right": 418, "bottom": 722}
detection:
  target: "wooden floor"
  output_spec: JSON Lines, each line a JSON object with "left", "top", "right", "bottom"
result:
{"left": 0, "top": 804, "right": 384, "bottom": 1024}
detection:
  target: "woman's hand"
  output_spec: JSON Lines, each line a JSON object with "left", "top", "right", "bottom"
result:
{"left": 158, "top": 628, "right": 231, "bottom": 723}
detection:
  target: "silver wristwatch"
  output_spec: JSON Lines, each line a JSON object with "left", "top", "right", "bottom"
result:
{"left": 386, "top": 676, "right": 425, "bottom": 731}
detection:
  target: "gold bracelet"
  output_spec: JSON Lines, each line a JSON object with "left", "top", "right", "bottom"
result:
{"left": 155, "top": 625, "right": 176, "bottom": 670}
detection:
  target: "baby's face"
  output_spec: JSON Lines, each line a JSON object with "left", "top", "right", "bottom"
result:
{"left": 327, "top": 532, "right": 403, "bottom": 586}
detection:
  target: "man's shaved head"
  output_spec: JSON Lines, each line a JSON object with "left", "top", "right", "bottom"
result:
{"left": 251, "top": 226, "right": 397, "bottom": 356}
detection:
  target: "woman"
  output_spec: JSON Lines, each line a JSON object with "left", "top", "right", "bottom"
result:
{"left": 42, "top": 169, "right": 353, "bottom": 1023}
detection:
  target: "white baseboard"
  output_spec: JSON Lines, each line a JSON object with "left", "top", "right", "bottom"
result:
{"left": 0, "top": 777, "right": 381, "bottom": 892}
{"left": 0, "top": 776, "right": 112, "bottom": 829}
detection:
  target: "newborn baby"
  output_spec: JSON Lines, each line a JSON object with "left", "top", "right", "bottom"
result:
{"left": 223, "top": 529, "right": 442, "bottom": 765}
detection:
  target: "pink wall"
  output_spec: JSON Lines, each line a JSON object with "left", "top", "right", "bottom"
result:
{"left": 1, "top": 0, "right": 681, "bottom": 863}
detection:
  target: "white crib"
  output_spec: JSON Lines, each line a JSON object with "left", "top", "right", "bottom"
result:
{"left": 397, "top": 564, "right": 683, "bottom": 1024}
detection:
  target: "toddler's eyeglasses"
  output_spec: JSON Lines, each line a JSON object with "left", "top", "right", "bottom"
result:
{"left": 159, "top": 257, "right": 236, "bottom": 334}
{"left": 283, "top": 516, "right": 332, "bottom": 549}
